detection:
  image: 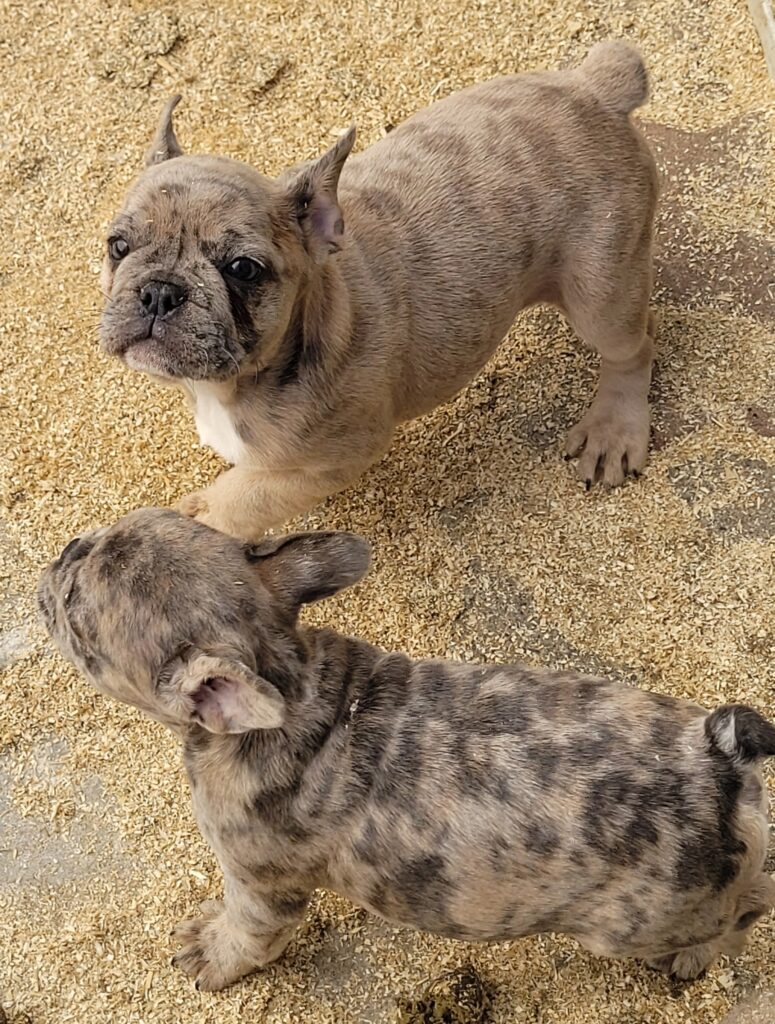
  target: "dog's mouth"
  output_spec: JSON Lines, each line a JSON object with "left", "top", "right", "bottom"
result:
{"left": 100, "top": 313, "right": 179, "bottom": 377}
{"left": 100, "top": 314, "right": 246, "bottom": 382}
{"left": 122, "top": 335, "right": 179, "bottom": 379}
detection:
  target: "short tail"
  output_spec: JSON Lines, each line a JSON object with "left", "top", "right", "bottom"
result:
{"left": 579, "top": 41, "right": 649, "bottom": 114}
{"left": 707, "top": 704, "right": 775, "bottom": 763}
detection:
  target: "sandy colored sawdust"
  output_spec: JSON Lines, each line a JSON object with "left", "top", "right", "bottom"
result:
{"left": 0, "top": 1, "right": 773, "bottom": 1022}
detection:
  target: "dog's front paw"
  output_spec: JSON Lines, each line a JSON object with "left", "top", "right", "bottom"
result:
{"left": 645, "top": 943, "right": 716, "bottom": 980}
{"left": 176, "top": 492, "right": 237, "bottom": 537}
{"left": 171, "top": 902, "right": 257, "bottom": 992}
{"left": 565, "top": 400, "right": 649, "bottom": 489}
{"left": 192, "top": 504, "right": 271, "bottom": 543}
{"left": 177, "top": 490, "right": 209, "bottom": 519}
{"left": 178, "top": 492, "right": 243, "bottom": 539}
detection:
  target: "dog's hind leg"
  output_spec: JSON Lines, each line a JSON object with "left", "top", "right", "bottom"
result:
{"left": 561, "top": 241, "right": 656, "bottom": 491}
{"left": 560, "top": 153, "right": 658, "bottom": 490}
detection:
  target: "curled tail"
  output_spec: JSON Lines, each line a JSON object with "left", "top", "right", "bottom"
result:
{"left": 579, "top": 41, "right": 649, "bottom": 114}
{"left": 707, "top": 704, "right": 775, "bottom": 763}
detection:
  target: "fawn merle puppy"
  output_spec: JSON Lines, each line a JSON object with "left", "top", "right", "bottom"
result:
{"left": 100, "top": 42, "right": 658, "bottom": 541}
{"left": 38, "top": 509, "right": 775, "bottom": 991}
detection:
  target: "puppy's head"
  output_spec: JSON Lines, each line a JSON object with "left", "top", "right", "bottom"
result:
{"left": 99, "top": 97, "right": 355, "bottom": 381}
{"left": 38, "top": 509, "right": 370, "bottom": 734}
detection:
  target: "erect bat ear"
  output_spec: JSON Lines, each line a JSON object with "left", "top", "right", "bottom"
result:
{"left": 278, "top": 127, "right": 356, "bottom": 262}
{"left": 145, "top": 95, "right": 184, "bottom": 167}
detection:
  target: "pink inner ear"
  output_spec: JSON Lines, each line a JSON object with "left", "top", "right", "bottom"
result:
{"left": 189, "top": 674, "right": 282, "bottom": 733}
{"left": 192, "top": 676, "right": 242, "bottom": 733}
{"left": 310, "top": 198, "right": 344, "bottom": 251}
{"left": 191, "top": 678, "right": 221, "bottom": 703}
{"left": 192, "top": 677, "right": 222, "bottom": 728}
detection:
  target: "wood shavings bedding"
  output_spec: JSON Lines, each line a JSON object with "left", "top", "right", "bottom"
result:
{"left": 0, "top": 1, "right": 772, "bottom": 1021}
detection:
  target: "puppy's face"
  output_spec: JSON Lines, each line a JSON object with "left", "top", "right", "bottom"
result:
{"left": 38, "top": 508, "right": 370, "bottom": 734}
{"left": 99, "top": 97, "right": 355, "bottom": 381}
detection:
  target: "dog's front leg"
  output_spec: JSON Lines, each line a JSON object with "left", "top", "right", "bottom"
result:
{"left": 177, "top": 464, "right": 353, "bottom": 541}
{"left": 171, "top": 877, "right": 311, "bottom": 991}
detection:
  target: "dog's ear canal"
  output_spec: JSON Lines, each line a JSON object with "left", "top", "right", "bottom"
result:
{"left": 145, "top": 95, "right": 184, "bottom": 167}
{"left": 280, "top": 127, "right": 356, "bottom": 262}
{"left": 246, "top": 531, "right": 371, "bottom": 613}
{"left": 171, "top": 653, "right": 285, "bottom": 734}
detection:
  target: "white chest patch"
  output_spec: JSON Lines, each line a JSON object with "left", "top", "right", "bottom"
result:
{"left": 188, "top": 382, "right": 247, "bottom": 465}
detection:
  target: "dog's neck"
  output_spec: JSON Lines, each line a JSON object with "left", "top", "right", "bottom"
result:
{"left": 229, "top": 258, "right": 353, "bottom": 394}
{"left": 282, "top": 260, "right": 353, "bottom": 383}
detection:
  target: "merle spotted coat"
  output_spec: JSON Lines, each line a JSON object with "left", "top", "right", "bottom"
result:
{"left": 39, "top": 509, "right": 775, "bottom": 991}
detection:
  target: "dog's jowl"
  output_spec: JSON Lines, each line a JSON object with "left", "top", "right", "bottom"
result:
{"left": 39, "top": 509, "right": 775, "bottom": 991}
{"left": 100, "top": 42, "right": 659, "bottom": 541}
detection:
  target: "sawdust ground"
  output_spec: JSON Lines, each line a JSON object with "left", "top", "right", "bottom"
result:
{"left": 0, "top": 1, "right": 773, "bottom": 1022}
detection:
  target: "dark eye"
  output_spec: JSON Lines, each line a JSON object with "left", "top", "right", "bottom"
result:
{"left": 108, "top": 237, "right": 130, "bottom": 261}
{"left": 223, "top": 257, "right": 266, "bottom": 282}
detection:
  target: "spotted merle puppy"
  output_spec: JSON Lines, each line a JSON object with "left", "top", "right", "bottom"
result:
{"left": 39, "top": 509, "right": 774, "bottom": 991}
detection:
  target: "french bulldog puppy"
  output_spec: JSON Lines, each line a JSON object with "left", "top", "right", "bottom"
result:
{"left": 100, "top": 42, "right": 659, "bottom": 541}
{"left": 39, "top": 509, "right": 774, "bottom": 992}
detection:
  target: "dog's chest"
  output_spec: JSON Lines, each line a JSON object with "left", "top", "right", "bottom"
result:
{"left": 187, "top": 382, "right": 247, "bottom": 465}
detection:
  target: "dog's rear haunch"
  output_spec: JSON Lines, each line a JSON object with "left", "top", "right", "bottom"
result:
{"left": 39, "top": 509, "right": 774, "bottom": 991}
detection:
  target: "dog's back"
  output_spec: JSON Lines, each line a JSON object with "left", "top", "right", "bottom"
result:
{"left": 339, "top": 43, "right": 658, "bottom": 418}
{"left": 330, "top": 660, "right": 773, "bottom": 976}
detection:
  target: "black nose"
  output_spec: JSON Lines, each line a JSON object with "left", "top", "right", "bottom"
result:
{"left": 139, "top": 280, "right": 187, "bottom": 319}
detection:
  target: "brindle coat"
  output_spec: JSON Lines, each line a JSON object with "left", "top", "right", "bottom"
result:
{"left": 38, "top": 509, "right": 775, "bottom": 991}
{"left": 100, "top": 42, "right": 659, "bottom": 541}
